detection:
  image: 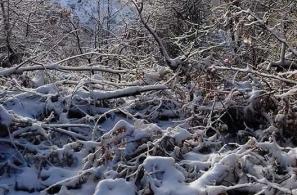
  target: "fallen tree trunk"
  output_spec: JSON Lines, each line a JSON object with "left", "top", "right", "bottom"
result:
{"left": 0, "top": 64, "right": 127, "bottom": 76}
{"left": 74, "top": 84, "right": 168, "bottom": 101}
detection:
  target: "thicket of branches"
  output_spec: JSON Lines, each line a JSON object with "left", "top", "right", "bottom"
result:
{"left": 1, "top": 0, "right": 297, "bottom": 194}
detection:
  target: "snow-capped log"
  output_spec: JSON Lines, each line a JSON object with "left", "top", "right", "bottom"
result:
{"left": 0, "top": 64, "right": 127, "bottom": 77}
{"left": 74, "top": 84, "right": 168, "bottom": 101}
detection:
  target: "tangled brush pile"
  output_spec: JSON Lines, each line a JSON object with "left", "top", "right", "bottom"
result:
{"left": 0, "top": 70, "right": 297, "bottom": 195}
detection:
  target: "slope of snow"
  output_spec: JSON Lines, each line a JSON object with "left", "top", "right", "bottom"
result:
{"left": 53, "top": 0, "right": 134, "bottom": 28}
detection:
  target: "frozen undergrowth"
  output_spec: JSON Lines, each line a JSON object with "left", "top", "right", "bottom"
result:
{"left": 0, "top": 77, "right": 297, "bottom": 195}
{"left": 1, "top": 0, "right": 297, "bottom": 194}
{"left": 0, "top": 30, "right": 297, "bottom": 192}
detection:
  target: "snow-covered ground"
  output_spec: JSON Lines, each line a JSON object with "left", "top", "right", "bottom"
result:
{"left": 1, "top": 79, "right": 297, "bottom": 194}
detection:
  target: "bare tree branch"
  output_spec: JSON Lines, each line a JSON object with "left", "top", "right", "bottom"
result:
{"left": 132, "top": 0, "right": 186, "bottom": 70}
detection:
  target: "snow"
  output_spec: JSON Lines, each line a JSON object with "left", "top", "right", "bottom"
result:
{"left": 0, "top": 105, "right": 12, "bottom": 127}
{"left": 35, "top": 84, "right": 58, "bottom": 94}
{"left": 32, "top": 71, "right": 45, "bottom": 87}
{"left": 167, "top": 126, "right": 191, "bottom": 145}
{"left": 3, "top": 93, "right": 46, "bottom": 119}
{"left": 16, "top": 167, "right": 43, "bottom": 191}
{"left": 40, "top": 167, "right": 78, "bottom": 186}
{"left": 143, "top": 156, "right": 198, "bottom": 195}
{"left": 93, "top": 178, "right": 135, "bottom": 195}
